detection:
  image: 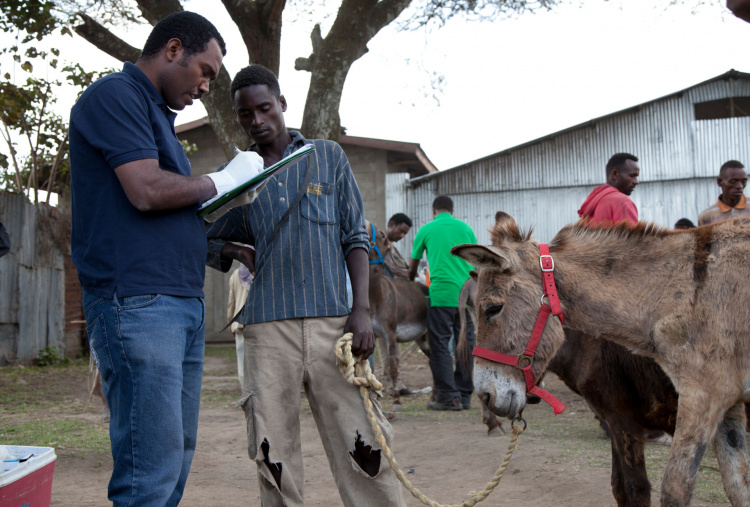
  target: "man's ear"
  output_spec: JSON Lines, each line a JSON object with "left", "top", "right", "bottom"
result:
{"left": 280, "top": 95, "right": 287, "bottom": 112}
{"left": 165, "top": 38, "right": 183, "bottom": 63}
{"left": 608, "top": 169, "right": 618, "bottom": 184}
{"left": 717, "top": 176, "right": 723, "bottom": 187}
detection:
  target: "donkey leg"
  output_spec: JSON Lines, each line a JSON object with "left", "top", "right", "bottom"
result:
{"left": 608, "top": 425, "right": 651, "bottom": 507}
{"left": 387, "top": 332, "right": 402, "bottom": 410}
{"left": 712, "top": 402, "right": 750, "bottom": 506}
{"left": 375, "top": 336, "right": 389, "bottom": 386}
{"left": 661, "top": 391, "right": 728, "bottom": 507}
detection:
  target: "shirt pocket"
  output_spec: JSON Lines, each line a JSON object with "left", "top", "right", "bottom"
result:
{"left": 300, "top": 180, "right": 336, "bottom": 225}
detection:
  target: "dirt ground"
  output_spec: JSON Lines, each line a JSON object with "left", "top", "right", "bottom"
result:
{"left": 46, "top": 347, "right": 730, "bottom": 507}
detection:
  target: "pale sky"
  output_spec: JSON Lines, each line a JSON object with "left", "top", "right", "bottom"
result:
{"left": 2, "top": 0, "right": 750, "bottom": 170}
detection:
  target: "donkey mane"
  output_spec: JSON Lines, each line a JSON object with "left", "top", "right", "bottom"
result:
{"left": 489, "top": 221, "right": 534, "bottom": 246}
{"left": 550, "top": 220, "right": 675, "bottom": 249}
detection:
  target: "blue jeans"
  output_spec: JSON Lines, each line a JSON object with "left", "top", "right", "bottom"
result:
{"left": 83, "top": 290, "right": 205, "bottom": 507}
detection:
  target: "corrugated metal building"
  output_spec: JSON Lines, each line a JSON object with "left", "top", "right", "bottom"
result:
{"left": 389, "top": 70, "right": 750, "bottom": 254}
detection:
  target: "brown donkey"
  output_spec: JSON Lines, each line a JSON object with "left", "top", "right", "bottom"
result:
{"left": 453, "top": 214, "right": 750, "bottom": 506}
{"left": 367, "top": 222, "right": 431, "bottom": 409}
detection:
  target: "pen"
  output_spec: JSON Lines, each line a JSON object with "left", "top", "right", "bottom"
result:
{"left": 233, "top": 146, "right": 242, "bottom": 155}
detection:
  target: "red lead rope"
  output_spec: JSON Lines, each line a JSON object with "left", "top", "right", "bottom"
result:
{"left": 472, "top": 244, "right": 567, "bottom": 415}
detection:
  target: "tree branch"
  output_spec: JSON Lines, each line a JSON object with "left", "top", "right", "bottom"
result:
{"left": 74, "top": 13, "right": 141, "bottom": 63}
{"left": 135, "top": 0, "right": 183, "bottom": 25}
{"left": 370, "top": 0, "right": 413, "bottom": 34}
{"left": 221, "top": 0, "right": 285, "bottom": 73}
{"left": 1, "top": 120, "right": 23, "bottom": 193}
{"left": 294, "top": 24, "right": 322, "bottom": 73}
{"left": 46, "top": 130, "right": 69, "bottom": 204}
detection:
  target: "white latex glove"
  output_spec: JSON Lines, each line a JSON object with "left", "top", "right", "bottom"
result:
{"left": 206, "top": 151, "right": 264, "bottom": 196}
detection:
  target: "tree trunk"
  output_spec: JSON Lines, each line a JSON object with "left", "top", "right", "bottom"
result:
{"left": 299, "top": 0, "right": 411, "bottom": 140}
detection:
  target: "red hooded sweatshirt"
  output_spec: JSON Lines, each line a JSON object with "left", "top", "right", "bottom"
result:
{"left": 577, "top": 185, "right": 638, "bottom": 226}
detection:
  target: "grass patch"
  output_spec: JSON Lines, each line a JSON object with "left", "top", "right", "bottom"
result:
{"left": 200, "top": 388, "right": 240, "bottom": 408}
{"left": 0, "top": 362, "right": 92, "bottom": 415}
{"left": 0, "top": 418, "right": 110, "bottom": 456}
{"left": 204, "top": 344, "right": 237, "bottom": 360}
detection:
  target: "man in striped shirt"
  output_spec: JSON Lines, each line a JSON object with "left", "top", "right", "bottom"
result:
{"left": 206, "top": 65, "right": 405, "bottom": 507}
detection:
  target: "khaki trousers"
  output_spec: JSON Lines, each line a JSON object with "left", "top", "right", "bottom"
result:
{"left": 239, "top": 316, "right": 406, "bottom": 507}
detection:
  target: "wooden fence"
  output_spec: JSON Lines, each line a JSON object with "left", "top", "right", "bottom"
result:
{"left": 0, "top": 191, "right": 81, "bottom": 364}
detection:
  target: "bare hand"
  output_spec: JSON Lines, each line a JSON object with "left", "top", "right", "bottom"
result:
{"left": 344, "top": 307, "right": 374, "bottom": 359}
{"left": 236, "top": 246, "right": 256, "bottom": 274}
{"left": 221, "top": 243, "right": 256, "bottom": 274}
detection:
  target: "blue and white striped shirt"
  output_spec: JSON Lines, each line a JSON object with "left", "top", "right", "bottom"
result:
{"left": 206, "top": 131, "right": 368, "bottom": 325}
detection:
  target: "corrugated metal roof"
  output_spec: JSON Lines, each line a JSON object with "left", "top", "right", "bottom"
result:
{"left": 411, "top": 69, "right": 750, "bottom": 184}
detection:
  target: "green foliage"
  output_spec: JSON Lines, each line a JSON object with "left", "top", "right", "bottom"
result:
{"left": 0, "top": 2, "right": 113, "bottom": 203}
{"left": 179, "top": 139, "right": 199, "bottom": 157}
{"left": 0, "top": 1, "right": 60, "bottom": 39}
{"left": 35, "top": 345, "right": 70, "bottom": 366}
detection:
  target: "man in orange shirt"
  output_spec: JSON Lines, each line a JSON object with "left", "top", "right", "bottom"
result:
{"left": 698, "top": 160, "right": 750, "bottom": 225}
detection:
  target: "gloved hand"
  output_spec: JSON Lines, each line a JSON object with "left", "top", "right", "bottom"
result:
{"left": 206, "top": 150, "right": 264, "bottom": 196}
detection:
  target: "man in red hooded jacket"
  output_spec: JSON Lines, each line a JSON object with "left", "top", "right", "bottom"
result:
{"left": 578, "top": 153, "right": 640, "bottom": 226}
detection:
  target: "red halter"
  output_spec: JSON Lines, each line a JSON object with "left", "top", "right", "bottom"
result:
{"left": 472, "top": 244, "right": 567, "bottom": 415}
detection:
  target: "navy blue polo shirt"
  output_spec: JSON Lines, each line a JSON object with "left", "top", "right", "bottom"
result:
{"left": 69, "top": 62, "right": 206, "bottom": 298}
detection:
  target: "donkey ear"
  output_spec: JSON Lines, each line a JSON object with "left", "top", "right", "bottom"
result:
{"left": 451, "top": 244, "right": 518, "bottom": 272}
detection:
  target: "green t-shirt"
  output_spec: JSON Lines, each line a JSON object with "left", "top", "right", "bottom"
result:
{"left": 411, "top": 212, "right": 477, "bottom": 307}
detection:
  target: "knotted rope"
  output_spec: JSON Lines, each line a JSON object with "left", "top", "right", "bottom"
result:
{"left": 335, "top": 333, "right": 525, "bottom": 507}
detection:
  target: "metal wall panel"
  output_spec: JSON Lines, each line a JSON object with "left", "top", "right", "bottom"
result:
{"left": 692, "top": 117, "right": 750, "bottom": 177}
{"left": 385, "top": 172, "right": 410, "bottom": 224}
{"left": 385, "top": 173, "right": 411, "bottom": 259}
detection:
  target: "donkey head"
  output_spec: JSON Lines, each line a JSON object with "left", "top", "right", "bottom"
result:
{"left": 367, "top": 222, "right": 392, "bottom": 269}
{"left": 452, "top": 213, "right": 566, "bottom": 419}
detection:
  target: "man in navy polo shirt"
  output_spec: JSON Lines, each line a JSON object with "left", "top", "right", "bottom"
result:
{"left": 69, "top": 12, "right": 257, "bottom": 506}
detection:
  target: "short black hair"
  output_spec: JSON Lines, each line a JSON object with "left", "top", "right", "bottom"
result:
{"left": 140, "top": 11, "right": 226, "bottom": 60}
{"left": 606, "top": 153, "right": 638, "bottom": 178}
{"left": 388, "top": 213, "right": 412, "bottom": 228}
{"left": 674, "top": 218, "right": 695, "bottom": 229}
{"left": 432, "top": 195, "right": 453, "bottom": 212}
{"left": 720, "top": 160, "right": 745, "bottom": 175}
{"left": 231, "top": 64, "right": 281, "bottom": 103}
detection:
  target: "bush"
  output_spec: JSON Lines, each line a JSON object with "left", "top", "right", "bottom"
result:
{"left": 36, "top": 345, "right": 69, "bottom": 367}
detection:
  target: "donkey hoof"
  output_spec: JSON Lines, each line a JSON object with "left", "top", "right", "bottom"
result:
{"left": 488, "top": 425, "right": 505, "bottom": 437}
{"left": 392, "top": 403, "right": 402, "bottom": 412}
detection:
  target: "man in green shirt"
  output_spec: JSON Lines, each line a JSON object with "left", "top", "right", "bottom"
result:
{"left": 408, "top": 195, "right": 477, "bottom": 410}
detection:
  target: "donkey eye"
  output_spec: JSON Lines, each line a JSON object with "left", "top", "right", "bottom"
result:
{"left": 484, "top": 304, "right": 504, "bottom": 321}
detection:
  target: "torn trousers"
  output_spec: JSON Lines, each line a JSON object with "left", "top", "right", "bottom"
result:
{"left": 239, "top": 315, "right": 406, "bottom": 507}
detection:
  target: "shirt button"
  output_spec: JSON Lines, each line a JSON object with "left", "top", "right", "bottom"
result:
{"left": 278, "top": 181, "right": 283, "bottom": 186}
{"left": 280, "top": 197, "right": 285, "bottom": 203}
